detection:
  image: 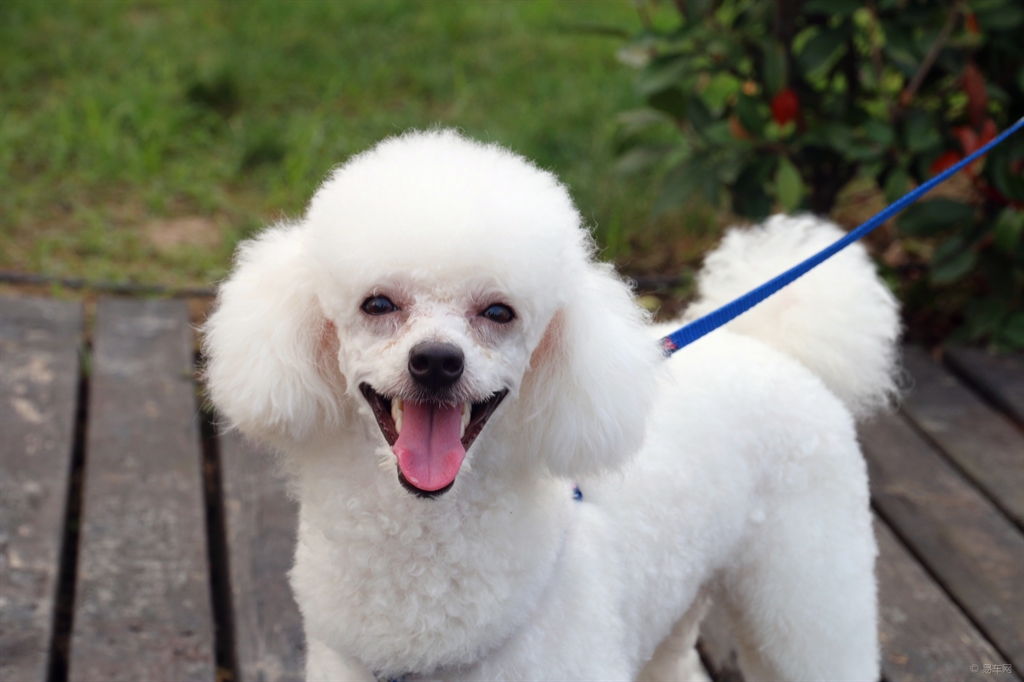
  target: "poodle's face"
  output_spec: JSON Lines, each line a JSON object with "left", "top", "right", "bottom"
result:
{"left": 325, "top": 269, "right": 550, "bottom": 497}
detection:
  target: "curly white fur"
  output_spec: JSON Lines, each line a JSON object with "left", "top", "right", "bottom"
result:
{"left": 203, "top": 130, "right": 897, "bottom": 681}
{"left": 685, "top": 215, "right": 901, "bottom": 417}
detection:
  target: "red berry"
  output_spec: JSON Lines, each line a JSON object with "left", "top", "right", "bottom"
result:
{"left": 771, "top": 88, "right": 800, "bottom": 126}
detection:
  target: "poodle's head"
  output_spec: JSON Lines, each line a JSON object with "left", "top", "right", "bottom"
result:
{"left": 204, "top": 130, "right": 661, "bottom": 496}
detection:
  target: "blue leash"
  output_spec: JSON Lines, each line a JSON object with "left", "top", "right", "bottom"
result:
{"left": 660, "top": 116, "right": 1024, "bottom": 356}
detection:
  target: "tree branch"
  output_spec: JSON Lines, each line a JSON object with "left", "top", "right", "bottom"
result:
{"left": 899, "top": 7, "right": 958, "bottom": 108}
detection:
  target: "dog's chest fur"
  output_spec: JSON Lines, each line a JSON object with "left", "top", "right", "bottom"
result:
{"left": 291, "top": 466, "right": 571, "bottom": 675}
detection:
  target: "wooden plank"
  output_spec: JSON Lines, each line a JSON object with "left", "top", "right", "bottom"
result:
{"left": 944, "top": 347, "right": 1024, "bottom": 427}
{"left": 901, "top": 346, "right": 1024, "bottom": 528}
{"left": 860, "top": 412, "right": 1024, "bottom": 673}
{"left": 69, "top": 299, "right": 214, "bottom": 681}
{"left": 0, "top": 297, "right": 82, "bottom": 682}
{"left": 219, "top": 431, "right": 304, "bottom": 682}
{"left": 875, "top": 517, "right": 1018, "bottom": 681}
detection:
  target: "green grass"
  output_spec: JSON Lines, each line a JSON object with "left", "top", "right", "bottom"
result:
{"left": 0, "top": 0, "right": 696, "bottom": 288}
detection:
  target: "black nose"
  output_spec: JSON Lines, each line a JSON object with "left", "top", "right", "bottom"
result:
{"left": 408, "top": 342, "right": 464, "bottom": 390}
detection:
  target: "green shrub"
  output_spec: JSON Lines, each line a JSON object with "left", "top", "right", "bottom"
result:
{"left": 616, "top": 0, "right": 1023, "bottom": 349}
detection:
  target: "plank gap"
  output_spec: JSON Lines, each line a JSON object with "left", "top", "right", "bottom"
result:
{"left": 869, "top": 496, "right": 1019, "bottom": 670}
{"left": 897, "top": 405, "right": 1024, "bottom": 534}
{"left": 46, "top": 344, "right": 90, "bottom": 682}
{"left": 198, "top": 369, "right": 240, "bottom": 682}
{"left": 942, "top": 350, "right": 1024, "bottom": 432}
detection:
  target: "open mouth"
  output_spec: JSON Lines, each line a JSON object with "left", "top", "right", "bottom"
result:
{"left": 359, "top": 383, "right": 508, "bottom": 498}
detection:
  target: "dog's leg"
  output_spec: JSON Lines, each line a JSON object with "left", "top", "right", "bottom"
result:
{"left": 637, "top": 588, "right": 711, "bottom": 682}
{"left": 717, "top": 442, "right": 880, "bottom": 681}
{"left": 306, "top": 638, "right": 375, "bottom": 682}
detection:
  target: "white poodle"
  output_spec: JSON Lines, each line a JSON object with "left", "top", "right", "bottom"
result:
{"left": 203, "top": 130, "right": 900, "bottom": 681}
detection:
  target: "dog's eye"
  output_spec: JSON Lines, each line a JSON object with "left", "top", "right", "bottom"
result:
{"left": 481, "top": 304, "right": 515, "bottom": 324}
{"left": 361, "top": 296, "right": 398, "bottom": 315}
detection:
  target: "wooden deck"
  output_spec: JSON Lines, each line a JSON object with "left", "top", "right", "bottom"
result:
{"left": 1, "top": 294, "right": 1021, "bottom": 682}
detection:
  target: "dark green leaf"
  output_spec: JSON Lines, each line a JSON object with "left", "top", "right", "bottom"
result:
{"left": 747, "top": 154, "right": 779, "bottom": 183}
{"left": 976, "top": 4, "right": 1024, "bottom": 30}
{"left": 845, "top": 140, "right": 885, "bottom": 161}
{"left": 932, "top": 235, "right": 968, "bottom": 265}
{"left": 715, "top": 152, "right": 747, "bottom": 184}
{"left": 686, "top": 95, "right": 714, "bottom": 132}
{"left": 820, "top": 122, "right": 857, "bottom": 155}
{"left": 762, "top": 42, "right": 788, "bottom": 95}
{"left": 613, "top": 109, "right": 673, "bottom": 155}
{"left": 993, "top": 207, "right": 1024, "bottom": 255}
{"left": 903, "top": 111, "right": 941, "bottom": 153}
{"left": 860, "top": 160, "right": 885, "bottom": 179}
{"left": 884, "top": 168, "right": 909, "bottom": 203}
{"left": 898, "top": 199, "right": 975, "bottom": 236}
{"left": 985, "top": 82, "right": 1011, "bottom": 105}
{"left": 930, "top": 247, "right": 977, "bottom": 284}
{"left": 705, "top": 121, "right": 738, "bottom": 146}
{"left": 998, "top": 313, "right": 1024, "bottom": 350}
{"left": 697, "top": 173, "right": 722, "bottom": 205}
{"left": 803, "top": 0, "right": 861, "bottom": 17}
{"left": 882, "top": 45, "right": 919, "bottom": 77}
{"left": 679, "top": 0, "right": 714, "bottom": 21}
{"left": 734, "top": 94, "right": 766, "bottom": 135}
{"left": 637, "top": 57, "right": 690, "bottom": 96}
{"left": 987, "top": 138, "right": 1024, "bottom": 202}
{"left": 616, "top": 109, "right": 673, "bottom": 136}
{"left": 706, "top": 37, "right": 745, "bottom": 63}
{"left": 647, "top": 88, "right": 688, "bottom": 120}
{"left": 797, "top": 27, "right": 849, "bottom": 78}
{"left": 731, "top": 157, "right": 776, "bottom": 219}
{"left": 732, "top": 187, "right": 772, "bottom": 219}
{"left": 615, "top": 145, "right": 671, "bottom": 175}
{"left": 863, "top": 120, "right": 894, "bottom": 147}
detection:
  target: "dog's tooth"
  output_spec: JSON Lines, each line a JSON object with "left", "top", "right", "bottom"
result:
{"left": 460, "top": 402, "right": 471, "bottom": 438}
{"left": 392, "top": 398, "right": 403, "bottom": 435}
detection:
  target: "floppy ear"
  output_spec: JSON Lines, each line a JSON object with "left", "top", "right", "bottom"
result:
{"left": 520, "top": 262, "right": 662, "bottom": 478}
{"left": 202, "top": 224, "right": 343, "bottom": 444}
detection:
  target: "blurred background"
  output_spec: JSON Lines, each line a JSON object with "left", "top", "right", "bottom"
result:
{"left": 1, "top": 0, "right": 1021, "bottom": 348}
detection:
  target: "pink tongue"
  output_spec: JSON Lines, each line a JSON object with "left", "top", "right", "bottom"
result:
{"left": 393, "top": 401, "right": 466, "bottom": 491}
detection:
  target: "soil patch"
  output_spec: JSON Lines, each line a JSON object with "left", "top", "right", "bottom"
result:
{"left": 146, "top": 216, "right": 224, "bottom": 252}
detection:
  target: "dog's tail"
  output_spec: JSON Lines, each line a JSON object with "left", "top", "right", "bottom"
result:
{"left": 685, "top": 215, "right": 901, "bottom": 418}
